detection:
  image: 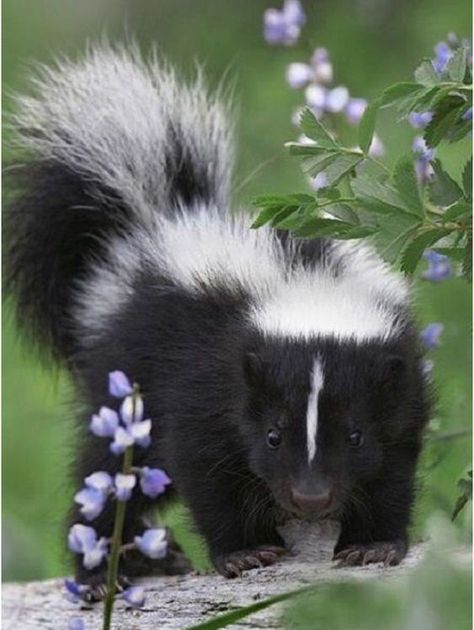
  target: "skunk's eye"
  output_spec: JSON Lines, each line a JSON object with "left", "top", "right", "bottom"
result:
{"left": 267, "top": 428, "right": 282, "bottom": 449}
{"left": 349, "top": 430, "right": 363, "bottom": 448}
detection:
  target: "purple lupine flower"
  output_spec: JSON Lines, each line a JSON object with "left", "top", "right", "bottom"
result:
{"left": 85, "top": 471, "right": 113, "bottom": 495}
{"left": 114, "top": 473, "right": 136, "bottom": 501}
{"left": 311, "top": 47, "right": 329, "bottom": 64}
{"left": 412, "top": 136, "right": 436, "bottom": 161}
{"left": 422, "top": 250, "right": 452, "bottom": 282}
{"left": 90, "top": 407, "right": 119, "bottom": 438}
{"left": 110, "top": 426, "right": 135, "bottom": 455}
{"left": 120, "top": 394, "right": 144, "bottom": 425}
{"left": 345, "top": 98, "right": 367, "bottom": 125}
{"left": 68, "top": 524, "right": 108, "bottom": 570}
{"left": 408, "top": 111, "right": 433, "bottom": 129}
{"left": 283, "top": 0, "right": 306, "bottom": 27}
{"left": 110, "top": 417, "right": 152, "bottom": 455}
{"left": 134, "top": 528, "right": 168, "bottom": 559}
{"left": 368, "top": 133, "right": 385, "bottom": 157}
{"left": 420, "top": 323, "right": 444, "bottom": 349}
{"left": 129, "top": 419, "right": 152, "bottom": 448}
{"left": 64, "top": 579, "right": 90, "bottom": 604}
{"left": 74, "top": 487, "right": 107, "bottom": 521}
{"left": 263, "top": 0, "right": 305, "bottom": 46}
{"left": 413, "top": 135, "right": 435, "bottom": 183}
{"left": 123, "top": 586, "right": 146, "bottom": 608}
{"left": 309, "top": 172, "right": 328, "bottom": 190}
{"left": 310, "top": 48, "right": 333, "bottom": 84}
{"left": 433, "top": 41, "right": 453, "bottom": 74}
{"left": 462, "top": 107, "right": 472, "bottom": 121}
{"left": 108, "top": 370, "right": 133, "bottom": 398}
{"left": 305, "top": 84, "right": 327, "bottom": 117}
{"left": 140, "top": 467, "right": 172, "bottom": 498}
{"left": 286, "top": 62, "right": 313, "bottom": 89}
{"left": 325, "top": 86, "right": 350, "bottom": 113}
{"left": 69, "top": 618, "right": 85, "bottom": 630}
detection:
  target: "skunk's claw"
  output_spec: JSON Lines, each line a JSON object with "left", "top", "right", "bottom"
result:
{"left": 214, "top": 545, "right": 287, "bottom": 579}
{"left": 333, "top": 540, "right": 406, "bottom": 568}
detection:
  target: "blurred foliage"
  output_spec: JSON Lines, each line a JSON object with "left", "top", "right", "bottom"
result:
{"left": 2, "top": 0, "right": 472, "bottom": 587}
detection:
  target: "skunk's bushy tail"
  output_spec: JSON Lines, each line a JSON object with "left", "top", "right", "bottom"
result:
{"left": 5, "top": 44, "right": 234, "bottom": 359}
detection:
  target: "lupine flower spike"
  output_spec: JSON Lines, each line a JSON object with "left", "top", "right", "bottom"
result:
{"left": 66, "top": 372, "right": 171, "bottom": 630}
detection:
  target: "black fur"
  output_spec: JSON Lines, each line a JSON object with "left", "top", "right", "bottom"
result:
{"left": 5, "top": 51, "right": 431, "bottom": 591}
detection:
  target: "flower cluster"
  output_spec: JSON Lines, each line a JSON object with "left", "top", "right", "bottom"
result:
{"left": 263, "top": 2, "right": 383, "bottom": 193}
{"left": 408, "top": 34, "right": 472, "bottom": 182}
{"left": 66, "top": 371, "right": 171, "bottom": 620}
{"left": 263, "top": 0, "right": 305, "bottom": 46}
{"left": 288, "top": 48, "right": 369, "bottom": 131}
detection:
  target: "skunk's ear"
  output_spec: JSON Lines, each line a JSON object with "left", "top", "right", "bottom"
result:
{"left": 243, "top": 352, "right": 264, "bottom": 388}
{"left": 380, "top": 355, "right": 406, "bottom": 386}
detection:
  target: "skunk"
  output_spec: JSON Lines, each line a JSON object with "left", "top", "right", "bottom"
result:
{"left": 5, "top": 45, "right": 430, "bottom": 595}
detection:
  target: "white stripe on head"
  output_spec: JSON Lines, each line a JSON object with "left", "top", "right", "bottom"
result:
{"left": 306, "top": 357, "right": 324, "bottom": 464}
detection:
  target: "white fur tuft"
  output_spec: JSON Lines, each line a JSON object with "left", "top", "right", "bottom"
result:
{"left": 306, "top": 357, "right": 324, "bottom": 464}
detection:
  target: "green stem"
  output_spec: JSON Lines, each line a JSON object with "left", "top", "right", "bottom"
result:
{"left": 102, "top": 445, "right": 134, "bottom": 630}
{"left": 102, "top": 385, "right": 140, "bottom": 630}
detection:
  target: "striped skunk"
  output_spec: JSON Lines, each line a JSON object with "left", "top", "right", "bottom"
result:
{"left": 5, "top": 45, "right": 430, "bottom": 595}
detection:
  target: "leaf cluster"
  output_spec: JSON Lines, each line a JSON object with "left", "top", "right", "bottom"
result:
{"left": 252, "top": 44, "right": 472, "bottom": 278}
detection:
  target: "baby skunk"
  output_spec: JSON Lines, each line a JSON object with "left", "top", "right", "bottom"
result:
{"left": 6, "top": 45, "right": 430, "bottom": 593}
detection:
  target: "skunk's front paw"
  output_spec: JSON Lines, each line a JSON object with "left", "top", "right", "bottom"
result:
{"left": 214, "top": 545, "right": 287, "bottom": 579}
{"left": 333, "top": 540, "right": 407, "bottom": 568}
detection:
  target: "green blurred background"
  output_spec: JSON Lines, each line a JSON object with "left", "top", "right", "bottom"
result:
{"left": 2, "top": 0, "right": 472, "bottom": 584}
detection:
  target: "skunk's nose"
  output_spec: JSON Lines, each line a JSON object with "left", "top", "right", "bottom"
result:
{"left": 291, "top": 488, "right": 332, "bottom": 514}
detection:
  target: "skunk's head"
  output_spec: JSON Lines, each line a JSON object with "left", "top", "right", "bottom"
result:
{"left": 241, "top": 335, "right": 420, "bottom": 519}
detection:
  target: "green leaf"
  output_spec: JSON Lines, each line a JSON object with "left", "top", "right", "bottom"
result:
{"left": 400, "top": 228, "right": 450, "bottom": 274}
{"left": 380, "top": 82, "right": 422, "bottom": 107}
{"left": 252, "top": 193, "right": 315, "bottom": 208}
{"left": 358, "top": 98, "right": 380, "bottom": 154}
{"left": 451, "top": 470, "right": 472, "bottom": 521}
{"left": 433, "top": 246, "right": 466, "bottom": 261}
{"left": 294, "top": 218, "right": 356, "bottom": 238}
{"left": 413, "top": 86, "right": 450, "bottom": 112}
{"left": 250, "top": 205, "right": 285, "bottom": 228}
{"left": 286, "top": 142, "right": 333, "bottom": 156}
{"left": 424, "top": 97, "right": 466, "bottom": 147}
{"left": 276, "top": 209, "right": 308, "bottom": 230}
{"left": 463, "top": 235, "right": 472, "bottom": 281}
{"left": 322, "top": 153, "right": 363, "bottom": 187}
{"left": 462, "top": 157, "right": 472, "bottom": 199}
{"left": 441, "top": 199, "right": 471, "bottom": 223}
{"left": 429, "top": 160, "right": 464, "bottom": 206}
{"left": 337, "top": 225, "right": 378, "bottom": 239}
{"left": 298, "top": 107, "right": 338, "bottom": 148}
{"left": 374, "top": 211, "right": 422, "bottom": 264}
{"left": 393, "top": 155, "right": 424, "bottom": 217}
{"left": 446, "top": 46, "right": 468, "bottom": 82}
{"left": 270, "top": 206, "right": 299, "bottom": 228}
{"left": 394, "top": 86, "right": 438, "bottom": 119}
{"left": 301, "top": 152, "right": 339, "bottom": 176}
{"left": 352, "top": 174, "right": 417, "bottom": 217}
{"left": 322, "top": 203, "right": 360, "bottom": 224}
{"left": 414, "top": 58, "right": 440, "bottom": 86}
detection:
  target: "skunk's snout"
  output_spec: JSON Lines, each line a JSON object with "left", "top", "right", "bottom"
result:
{"left": 290, "top": 486, "right": 333, "bottom": 516}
